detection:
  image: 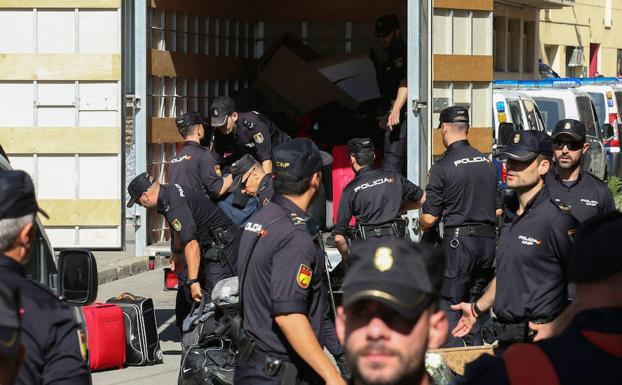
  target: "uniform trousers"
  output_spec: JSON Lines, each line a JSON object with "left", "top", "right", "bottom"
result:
{"left": 383, "top": 119, "right": 407, "bottom": 175}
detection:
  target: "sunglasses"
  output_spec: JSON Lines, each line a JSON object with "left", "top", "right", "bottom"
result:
{"left": 552, "top": 140, "right": 583, "bottom": 151}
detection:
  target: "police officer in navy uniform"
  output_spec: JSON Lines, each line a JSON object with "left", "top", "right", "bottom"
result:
{"left": 458, "top": 211, "right": 622, "bottom": 385}
{"left": 235, "top": 138, "right": 345, "bottom": 385}
{"left": 419, "top": 106, "right": 498, "bottom": 347}
{"left": 230, "top": 153, "right": 275, "bottom": 208}
{"left": 1, "top": 280, "right": 24, "bottom": 385}
{"left": 373, "top": 14, "right": 408, "bottom": 175}
{"left": 0, "top": 170, "right": 90, "bottom": 385}
{"left": 210, "top": 96, "right": 290, "bottom": 174}
{"left": 451, "top": 131, "right": 578, "bottom": 348}
{"left": 126, "top": 173, "right": 239, "bottom": 328}
{"left": 545, "top": 119, "right": 616, "bottom": 222}
{"left": 169, "top": 111, "right": 233, "bottom": 200}
{"left": 333, "top": 138, "right": 425, "bottom": 260}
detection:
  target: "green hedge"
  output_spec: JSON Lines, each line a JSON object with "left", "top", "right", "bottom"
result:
{"left": 608, "top": 176, "right": 622, "bottom": 211}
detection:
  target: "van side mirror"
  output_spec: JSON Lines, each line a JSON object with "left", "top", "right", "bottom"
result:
{"left": 498, "top": 123, "right": 517, "bottom": 146}
{"left": 58, "top": 249, "right": 98, "bottom": 306}
{"left": 604, "top": 123, "right": 614, "bottom": 139}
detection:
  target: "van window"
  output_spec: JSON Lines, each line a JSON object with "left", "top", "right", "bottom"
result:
{"left": 507, "top": 100, "right": 523, "bottom": 130}
{"left": 533, "top": 97, "right": 564, "bottom": 131}
{"left": 616, "top": 92, "right": 622, "bottom": 116}
{"left": 577, "top": 96, "right": 598, "bottom": 138}
{"left": 588, "top": 92, "right": 607, "bottom": 126}
{"left": 24, "top": 224, "right": 57, "bottom": 285}
{"left": 522, "top": 99, "right": 541, "bottom": 131}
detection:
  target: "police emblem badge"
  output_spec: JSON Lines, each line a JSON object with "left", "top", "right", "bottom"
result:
{"left": 214, "top": 165, "right": 222, "bottom": 177}
{"left": 253, "top": 132, "right": 264, "bottom": 144}
{"left": 513, "top": 132, "right": 521, "bottom": 144}
{"left": 171, "top": 219, "right": 182, "bottom": 232}
{"left": 374, "top": 247, "right": 394, "bottom": 272}
{"left": 297, "top": 264, "right": 312, "bottom": 289}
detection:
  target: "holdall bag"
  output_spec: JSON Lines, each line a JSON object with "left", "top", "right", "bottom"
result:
{"left": 82, "top": 303, "right": 126, "bottom": 371}
{"left": 179, "top": 336, "right": 236, "bottom": 385}
{"left": 106, "top": 293, "right": 163, "bottom": 366}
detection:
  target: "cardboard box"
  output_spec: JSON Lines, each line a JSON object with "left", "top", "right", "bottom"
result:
{"left": 429, "top": 345, "right": 495, "bottom": 375}
{"left": 313, "top": 53, "right": 380, "bottom": 102}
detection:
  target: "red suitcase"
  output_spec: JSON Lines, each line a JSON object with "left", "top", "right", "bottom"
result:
{"left": 83, "top": 303, "right": 126, "bottom": 371}
{"left": 332, "top": 145, "right": 356, "bottom": 226}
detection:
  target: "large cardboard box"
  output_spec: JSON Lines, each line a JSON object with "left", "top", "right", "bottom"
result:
{"left": 312, "top": 54, "right": 380, "bottom": 102}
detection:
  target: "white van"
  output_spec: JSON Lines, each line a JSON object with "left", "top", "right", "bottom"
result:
{"left": 493, "top": 89, "right": 547, "bottom": 141}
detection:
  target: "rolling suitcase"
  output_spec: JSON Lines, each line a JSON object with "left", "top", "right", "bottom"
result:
{"left": 82, "top": 303, "right": 126, "bottom": 371}
{"left": 106, "top": 293, "right": 163, "bottom": 366}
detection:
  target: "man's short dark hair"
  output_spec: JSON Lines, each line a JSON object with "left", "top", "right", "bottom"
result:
{"left": 353, "top": 150, "right": 374, "bottom": 167}
{"left": 180, "top": 123, "right": 200, "bottom": 137}
{"left": 274, "top": 175, "right": 312, "bottom": 196}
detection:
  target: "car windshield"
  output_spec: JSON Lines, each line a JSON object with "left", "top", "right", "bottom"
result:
{"left": 507, "top": 100, "right": 524, "bottom": 130}
{"left": 588, "top": 92, "right": 607, "bottom": 126}
{"left": 533, "top": 97, "right": 564, "bottom": 131}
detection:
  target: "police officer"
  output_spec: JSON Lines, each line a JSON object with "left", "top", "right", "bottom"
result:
{"left": 234, "top": 138, "right": 345, "bottom": 385}
{"left": 169, "top": 111, "right": 233, "bottom": 200}
{"left": 333, "top": 137, "right": 425, "bottom": 260}
{"left": 458, "top": 211, "right": 622, "bottom": 385}
{"left": 0, "top": 283, "right": 23, "bottom": 385}
{"left": 126, "top": 173, "right": 239, "bottom": 328}
{"left": 336, "top": 239, "right": 448, "bottom": 385}
{"left": 419, "top": 106, "right": 498, "bottom": 347}
{"left": 210, "top": 96, "right": 290, "bottom": 174}
{"left": 373, "top": 14, "right": 407, "bottom": 175}
{"left": 545, "top": 119, "right": 616, "bottom": 222}
{"left": 451, "top": 131, "right": 578, "bottom": 348}
{"left": 230, "top": 153, "right": 275, "bottom": 207}
{"left": 0, "top": 170, "right": 90, "bottom": 385}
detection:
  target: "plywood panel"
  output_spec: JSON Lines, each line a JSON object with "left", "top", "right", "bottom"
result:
{"left": 37, "top": 10, "right": 75, "bottom": 53}
{"left": 79, "top": 227, "right": 120, "bottom": 247}
{"left": 0, "top": 11, "right": 34, "bottom": 53}
{"left": 0, "top": 83, "right": 34, "bottom": 127}
{"left": 149, "top": 117, "right": 182, "bottom": 144}
{"left": 38, "top": 108, "right": 76, "bottom": 127}
{"left": 0, "top": 127, "right": 121, "bottom": 154}
{"left": 38, "top": 82, "right": 75, "bottom": 106}
{"left": 37, "top": 156, "right": 76, "bottom": 199}
{"left": 433, "top": 0, "right": 493, "bottom": 12}
{"left": 434, "top": 55, "right": 493, "bottom": 82}
{"left": 39, "top": 199, "right": 121, "bottom": 226}
{"left": 78, "top": 10, "right": 120, "bottom": 53}
{"left": 0, "top": 54, "right": 121, "bottom": 80}
{"left": 0, "top": 0, "right": 120, "bottom": 7}
{"left": 432, "top": 127, "right": 492, "bottom": 156}
{"left": 148, "top": 49, "right": 256, "bottom": 80}
{"left": 78, "top": 156, "right": 120, "bottom": 199}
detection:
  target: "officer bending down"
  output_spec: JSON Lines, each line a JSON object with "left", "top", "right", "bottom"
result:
{"left": 451, "top": 131, "right": 578, "bottom": 347}
{"left": 230, "top": 153, "right": 275, "bottom": 208}
{"left": 0, "top": 170, "right": 90, "bottom": 385}
{"left": 126, "top": 173, "right": 240, "bottom": 329}
{"left": 334, "top": 137, "right": 425, "bottom": 261}
{"left": 235, "top": 138, "right": 345, "bottom": 385}
{"left": 210, "top": 96, "right": 290, "bottom": 174}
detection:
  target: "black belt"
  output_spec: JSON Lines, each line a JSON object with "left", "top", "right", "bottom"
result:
{"left": 445, "top": 224, "right": 496, "bottom": 239}
{"left": 246, "top": 349, "right": 321, "bottom": 384}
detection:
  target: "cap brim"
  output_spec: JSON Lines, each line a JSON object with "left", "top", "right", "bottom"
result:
{"left": 211, "top": 115, "right": 228, "bottom": 127}
{"left": 495, "top": 148, "right": 539, "bottom": 161}
{"left": 228, "top": 174, "right": 243, "bottom": 193}
{"left": 552, "top": 131, "right": 584, "bottom": 141}
{"left": 126, "top": 197, "right": 136, "bottom": 208}
{"left": 319, "top": 151, "right": 333, "bottom": 167}
{"left": 344, "top": 287, "right": 432, "bottom": 321}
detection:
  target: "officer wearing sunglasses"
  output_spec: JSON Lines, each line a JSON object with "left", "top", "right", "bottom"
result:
{"left": 545, "top": 119, "right": 616, "bottom": 222}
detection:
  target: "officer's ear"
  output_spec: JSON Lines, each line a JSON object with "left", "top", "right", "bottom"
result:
{"left": 336, "top": 306, "right": 346, "bottom": 345}
{"left": 310, "top": 171, "right": 322, "bottom": 190}
{"left": 231, "top": 112, "right": 238, "bottom": 122}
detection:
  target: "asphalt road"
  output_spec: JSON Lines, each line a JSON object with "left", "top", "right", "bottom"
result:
{"left": 92, "top": 267, "right": 181, "bottom": 385}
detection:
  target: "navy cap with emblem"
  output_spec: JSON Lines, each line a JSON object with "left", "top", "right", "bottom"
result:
{"left": 210, "top": 96, "right": 236, "bottom": 127}
{"left": 342, "top": 238, "right": 444, "bottom": 321}
{"left": 126, "top": 172, "right": 153, "bottom": 208}
{"left": 552, "top": 119, "right": 586, "bottom": 142}
{"left": 273, "top": 138, "right": 333, "bottom": 181}
{"left": 0, "top": 170, "right": 49, "bottom": 220}
{"left": 495, "top": 130, "right": 553, "bottom": 161}
{"left": 347, "top": 137, "right": 375, "bottom": 154}
{"left": 568, "top": 211, "right": 622, "bottom": 283}
{"left": 175, "top": 111, "right": 204, "bottom": 134}
{"left": 374, "top": 14, "right": 399, "bottom": 37}
{"left": 229, "top": 154, "right": 258, "bottom": 191}
{"left": 438, "top": 106, "right": 470, "bottom": 127}
{"left": 0, "top": 283, "right": 21, "bottom": 357}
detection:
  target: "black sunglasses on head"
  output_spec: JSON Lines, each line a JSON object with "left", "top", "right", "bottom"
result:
{"left": 552, "top": 140, "right": 583, "bottom": 151}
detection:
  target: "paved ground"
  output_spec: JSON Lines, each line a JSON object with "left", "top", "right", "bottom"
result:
{"left": 92, "top": 267, "right": 181, "bottom": 385}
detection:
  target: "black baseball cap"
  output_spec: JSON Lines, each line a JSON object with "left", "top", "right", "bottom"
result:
{"left": 374, "top": 14, "right": 399, "bottom": 37}
{"left": 210, "top": 96, "right": 236, "bottom": 127}
{"left": 273, "top": 138, "right": 333, "bottom": 181}
{"left": 176, "top": 112, "right": 204, "bottom": 135}
{"left": 568, "top": 211, "right": 622, "bottom": 283}
{"left": 438, "top": 106, "right": 470, "bottom": 127}
{"left": 495, "top": 130, "right": 553, "bottom": 161}
{"left": 552, "top": 119, "right": 586, "bottom": 142}
{"left": 0, "top": 283, "right": 21, "bottom": 357}
{"left": 0, "top": 170, "right": 49, "bottom": 220}
{"left": 126, "top": 172, "right": 154, "bottom": 208}
{"left": 347, "top": 138, "right": 374, "bottom": 154}
{"left": 229, "top": 154, "right": 258, "bottom": 191}
{"left": 342, "top": 238, "right": 444, "bottom": 321}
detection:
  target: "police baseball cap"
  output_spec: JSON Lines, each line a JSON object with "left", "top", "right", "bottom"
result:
{"left": 273, "top": 138, "right": 333, "bottom": 181}
{"left": 176, "top": 112, "right": 204, "bottom": 134}
{"left": 374, "top": 14, "right": 399, "bottom": 37}
{"left": 0, "top": 284, "right": 21, "bottom": 357}
{"left": 568, "top": 211, "right": 622, "bottom": 283}
{"left": 438, "top": 106, "right": 470, "bottom": 127}
{"left": 0, "top": 170, "right": 49, "bottom": 220}
{"left": 495, "top": 130, "right": 553, "bottom": 161}
{"left": 229, "top": 154, "right": 258, "bottom": 191}
{"left": 210, "top": 96, "right": 236, "bottom": 127}
{"left": 552, "top": 119, "right": 586, "bottom": 142}
{"left": 126, "top": 172, "right": 153, "bottom": 208}
{"left": 347, "top": 137, "right": 374, "bottom": 154}
{"left": 342, "top": 238, "right": 444, "bottom": 321}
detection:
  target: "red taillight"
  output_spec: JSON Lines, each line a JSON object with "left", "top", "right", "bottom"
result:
{"left": 608, "top": 113, "right": 620, "bottom": 147}
{"left": 501, "top": 162, "right": 508, "bottom": 183}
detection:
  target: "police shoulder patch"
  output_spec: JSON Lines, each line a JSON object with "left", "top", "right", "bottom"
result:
{"left": 171, "top": 219, "right": 182, "bottom": 232}
{"left": 567, "top": 228, "right": 576, "bottom": 243}
{"left": 243, "top": 119, "right": 254, "bottom": 129}
{"left": 214, "top": 164, "right": 222, "bottom": 177}
{"left": 253, "top": 132, "right": 264, "bottom": 144}
{"left": 552, "top": 198, "right": 572, "bottom": 214}
{"left": 290, "top": 213, "right": 307, "bottom": 226}
{"left": 297, "top": 264, "right": 312, "bottom": 289}
{"left": 262, "top": 197, "right": 270, "bottom": 207}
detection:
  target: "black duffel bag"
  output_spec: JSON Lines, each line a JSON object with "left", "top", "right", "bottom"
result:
{"left": 179, "top": 336, "right": 235, "bottom": 385}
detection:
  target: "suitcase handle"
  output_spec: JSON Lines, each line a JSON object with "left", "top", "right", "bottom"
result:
{"left": 116, "top": 292, "right": 142, "bottom": 301}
